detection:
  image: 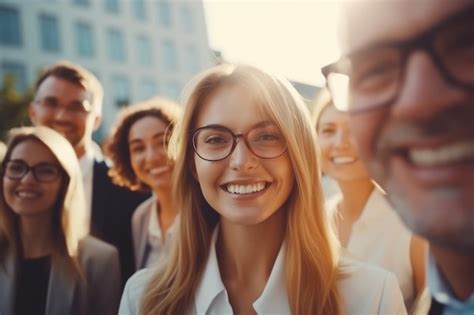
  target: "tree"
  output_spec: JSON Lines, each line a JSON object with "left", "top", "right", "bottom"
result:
{"left": 0, "top": 73, "right": 32, "bottom": 141}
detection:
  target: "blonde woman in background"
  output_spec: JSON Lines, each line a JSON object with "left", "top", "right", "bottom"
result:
{"left": 313, "top": 88, "right": 427, "bottom": 310}
{"left": 0, "top": 126, "right": 121, "bottom": 315}
{"left": 106, "top": 98, "right": 181, "bottom": 271}
{"left": 119, "top": 64, "right": 406, "bottom": 315}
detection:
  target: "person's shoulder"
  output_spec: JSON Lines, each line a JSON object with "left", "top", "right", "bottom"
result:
{"left": 119, "top": 268, "right": 155, "bottom": 314}
{"left": 338, "top": 256, "right": 407, "bottom": 314}
{"left": 126, "top": 268, "right": 155, "bottom": 292}
{"left": 79, "top": 235, "right": 118, "bottom": 261}
{"left": 133, "top": 197, "right": 154, "bottom": 218}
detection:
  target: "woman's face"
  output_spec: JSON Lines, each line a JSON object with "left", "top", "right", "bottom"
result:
{"left": 193, "top": 84, "right": 294, "bottom": 226}
{"left": 317, "top": 105, "right": 370, "bottom": 182}
{"left": 128, "top": 115, "right": 173, "bottom": 192}
{"left": 3, "top": 139, "right": 63, "bottom": 218}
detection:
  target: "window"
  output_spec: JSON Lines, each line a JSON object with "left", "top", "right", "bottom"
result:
{"left": 139, "top": 79, "right": 157, "bottom": 100}
{"left": 157, "top": 1, "right": 172, "bottom": 27}
{"left": 1, "top": 62, "right": 27, "bottom": 92}
{"left": 105, "top": 0, "right": 120, "bottom": 14}
{"left": 180, "top": 6, "right": 194, "bottom": 33}
{"left": 184, "top": 45, "right": 199, "bottom": 73}
{"left": 111, "top": 75, "right": 131, "bottom": 107}
{"left": 132, "top": 0, "right": 146, "bottom": 20}
{"left": 73, "top": 0, "right": 89, "bottom": 7}
{"left": 0, "top": 6, "right": 21, "bottom": 46}
{"left": 136, "top": 35, "right": 152, "bottom": 66}
{"left": 160, "top": 39, "right": 177, "bottom": 71}
{"left": 39, "top": 14, "right": 61, "bottom": 52}
{"left": 107, "top": 29, "right": 126, "bottom": 62}
{"left": 75, "top": 22, "right": 94, "bottom": 57}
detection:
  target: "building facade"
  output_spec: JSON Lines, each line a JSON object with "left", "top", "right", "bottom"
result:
{"left": 0, "top": 0, "right": 213, "bottom": 138}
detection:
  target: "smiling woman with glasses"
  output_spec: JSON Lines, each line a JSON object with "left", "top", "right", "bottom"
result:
{"left": 0, "top": 126, "right": 121, "bottom": 315}
{"left": 118, "top": 64, "right": 406, "bottom": 315}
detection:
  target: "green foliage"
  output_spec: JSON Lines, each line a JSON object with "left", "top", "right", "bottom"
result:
{"left": 0, "top": 74, "right": 32, "bottom": 141}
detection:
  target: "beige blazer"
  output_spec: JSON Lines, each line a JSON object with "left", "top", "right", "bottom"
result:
{"left": 131, "top": 196, "right": 154, "bottom": 270}
{"left": 0, "top": 236, "right": 121, "bottom": 315}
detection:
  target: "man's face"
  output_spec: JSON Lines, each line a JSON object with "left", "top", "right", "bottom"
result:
{"left": 343, "top": 0, "right": 474, "bottom": 250}
{"left": 29, "top": 76, "right": 101, "bottom": 158}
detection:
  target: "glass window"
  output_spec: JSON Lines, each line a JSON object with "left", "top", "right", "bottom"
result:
{"left": 111, "top": 75, "right": 131, "bottom": 107}
{"left": 157, "top": 1, "right": 172, "bottom": 27}
{"left": 1, "top": 62, "right": 27, "bottom": 92}
{"left": 160, "top": 39, "right": 177, "bottom": 71}
{"left": 75, "top": 22, "right": 94, "bottom": 57}
{"left": 105, "top": 0, "right": 120, "bottom": 14}
{"left": 139, "top": 79, "right": 157, "bottom": 100}
{"left": 180, "top": 6, "right": 193, "bottom": 33}
{"left": 132, "top": 0, "right": 146, "bottom": 20}
{"left": 184, "top": 45, "right": 199, "bottom": 73}
{"left": 107, "top": 29, "right": 126, "bottom": 62}
{"left": 0, "top": 6, "right": 21, "bottom": 46}
{"left": 73, "top": 0, "right": 89, "bottom": 7}
{"left": 39, "top": 14, "right": 61, "bottom": 52}
{"left": 136, "top": 35, "right": 152, "bottom": 66}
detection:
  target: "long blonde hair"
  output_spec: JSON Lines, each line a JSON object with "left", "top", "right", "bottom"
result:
{"left": 0, "top": 126, "right": 88, "bottom": 274}
{"left": 141, "top": 64, "right": 343, "bottom": 315}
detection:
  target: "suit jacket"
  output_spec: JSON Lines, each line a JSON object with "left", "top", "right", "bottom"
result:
{"left": 131, "top": 197, "right": 153, "bottom": 270}
{"left": 0, "top": 236, "right": 121, "bottom": 315}
{"left": 90, "top": 160, "right": 149, "bottom": 284}
{"left": 410, "top": 287, "right": 445, "bottom": 315}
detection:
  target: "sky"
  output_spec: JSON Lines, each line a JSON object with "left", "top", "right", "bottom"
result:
{"left": 202, "top": 0, "right": 343, "bottom": 87}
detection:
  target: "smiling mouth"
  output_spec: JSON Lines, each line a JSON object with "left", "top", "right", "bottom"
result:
{"left": 332, "top": 156, "right": 357, "bottom": 164}
{"left": 407, "top": 140, "right": 474, "bottom": 167}
{"left": 223, "top": 182, "right": 268, "bottom": 195}
{"left": 16, "top": 191, "right": 41, "bottom": 199}
{"left": 147, "top": 165, "right": 171, "bottom": 176}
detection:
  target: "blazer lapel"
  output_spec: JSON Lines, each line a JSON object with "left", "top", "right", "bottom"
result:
{"left": 90, "top": 160, "right": 107, "bottom": 237}
{"left": 45, "top": 256, "right": 77, "bottom": 315}
{"left": 0, "top": 251, "right": 16, "bottom": 315}
{"left": 137, "top": 208, "right": 152, "bottom": 269}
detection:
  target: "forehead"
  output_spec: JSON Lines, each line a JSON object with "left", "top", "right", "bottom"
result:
{"left": 319, "top": 106, "right": 348, "bottom": 126}
{"left": 10, "top": 139, "right": 57, "bottom": 164}
{"left": 342, "top": 0, "right": 472, "bottom": 54}
{"left": 194, "top": 84, "right": 269, "bottom": 131}
{"left": 128, "top": 116, "right": 168, "bottom": 140}
{"left": 36, "top": 76, "right": 90, "bottom": 102}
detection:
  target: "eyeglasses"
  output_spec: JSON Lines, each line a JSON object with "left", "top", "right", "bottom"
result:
{"left": 34, "top": 96, "right": 93, "bottom": 116}
{"left": 322, "top": 6, "right": 474, "bottom": 113}
{"left": 192, "top": 124, "right": 287, "bottom": 161}
{"left": 2, "top": 160, "right": 63, "bottom": 183}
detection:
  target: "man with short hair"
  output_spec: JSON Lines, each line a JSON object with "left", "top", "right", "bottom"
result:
{"left": 29, "top": 61, "right": 148, "bottom": 284}
{"left": 323, "top": 1, "right": 474, "bottom": 314}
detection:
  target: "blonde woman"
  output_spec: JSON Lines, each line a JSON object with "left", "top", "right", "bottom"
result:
{"left": 313, "top": 89, "right": 427, "bottom": 310}
{"left": 119, "top": 64, "right": 406, "bottom": 315}
{"left": 0, "top": 126, "right": 121, "bottom": 315}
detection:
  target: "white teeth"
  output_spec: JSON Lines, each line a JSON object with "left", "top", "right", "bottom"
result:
{"left": 409, "top": 141, "right": 474, "bottom": 166}
{"left": 17, "top": 191, "right": 39, "bottom": 198}
{"left": 226, "top": 182, "right": 266, "bottom": 194}
{"left": 332, "top": 156, "right": 356, "bottom": 164}
{"left": 149, "top": 166, "right": 169, "bottom": 175}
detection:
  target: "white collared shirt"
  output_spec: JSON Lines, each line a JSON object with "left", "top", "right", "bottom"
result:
{"left": 427, "top": 252, "right": 474, "bottom": 315}
{"left": 144, "top": 200, "right": 179, "bottom": 268}
{"left": 194, "top": 227, "right": 290, "bottom": 315}
{"left": 78, "top": 147, "right": 95, "bottom": 228}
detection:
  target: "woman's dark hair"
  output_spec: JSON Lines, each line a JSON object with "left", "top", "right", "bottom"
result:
{"left": 105, "top": 97, "right": 181, "bottom": 191}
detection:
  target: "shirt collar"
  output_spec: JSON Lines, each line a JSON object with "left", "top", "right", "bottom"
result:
{"left": 194, "top": 226, "right": 290, "bottom": 314}
{"left": 78, "top": 147, "right": 95, "bottom": 178}
{"left": 353, "top": 188, "right": 388, "bottom": 228}
{"left": 427, "top": 251, "right": 474, "bottom": 313}
{"left": 147, "top": 195, "right": 179, "bottom": 247}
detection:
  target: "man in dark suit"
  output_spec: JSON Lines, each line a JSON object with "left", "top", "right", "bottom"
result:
{"left": 29, "top": 61, "right": 148, "bottom": 284}
{"left": 323, "top": 1, "right": 474, "bottom": 314}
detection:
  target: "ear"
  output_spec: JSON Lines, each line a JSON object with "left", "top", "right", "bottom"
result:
{"left": 28, "top": 101, "right": 38, "bottom": 125}
{"left": 93, "top": 115, "right": 102, "bottom": 131}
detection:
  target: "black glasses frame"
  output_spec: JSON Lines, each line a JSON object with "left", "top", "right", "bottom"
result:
{"left": 322, "top": 6, "right": 474, "bottom": 113}
{"left": 2, "top": 160, "right": 64, "bottom": 183}
{"left": 192, "top": 125, "right": 287, "bottom": 162}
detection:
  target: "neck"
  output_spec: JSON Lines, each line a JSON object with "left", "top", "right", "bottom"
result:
{"left": 154, "top": 188, "right": 177, "bottom": 234}
{"left": 217, "top": 209, "right": 286, "bottom": 283}
{"left": 19, "top": 216, "right": 53, "bottom": 258}
{"left": 431, "top": 245, "right": 474, "bottom": 301}
{"left": 337, "top": 178, "right": 374, "bottom": 220}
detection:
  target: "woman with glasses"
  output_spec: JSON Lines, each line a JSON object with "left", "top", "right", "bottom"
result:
{"left": 0, "top": 126, "right": 121, "bottom": 315}
{"left": 313, "top": 88, "right": 427, "bottom": 310}
{"left": 106, "top": 98, "right": 181, "bottom": 271}
{"left": 119, "top": 64, "right": 406, "bottom": 315}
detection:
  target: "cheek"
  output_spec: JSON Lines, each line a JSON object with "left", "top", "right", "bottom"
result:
{"left": 349, "top": 116, "right": 375, "bottom": 162}
{"left": 2, "top": 179, "right": 15, "bottom": 206}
